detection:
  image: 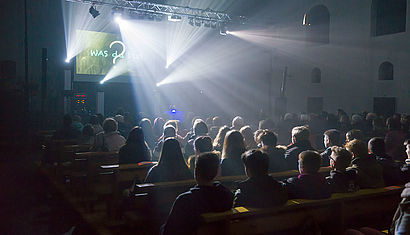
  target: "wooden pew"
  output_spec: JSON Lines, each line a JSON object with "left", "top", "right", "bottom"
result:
{"left": 198, "top": 186, "right": 403, "bottom": 235}
{"left": 123, "top": 167, "right": 331, "bottom": 229}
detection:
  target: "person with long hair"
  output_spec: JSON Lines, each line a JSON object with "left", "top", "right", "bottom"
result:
{"left": 145, "top": 138, "right": 192, "bottom": 183}
{"left": 220, "top": 130, "right": 247, "bottom": 176}
{"left": 213, "top": 126, "right": 231, "bottom": 152}
{"left": 119, "top": 126, "right": 152, "bottom": 164}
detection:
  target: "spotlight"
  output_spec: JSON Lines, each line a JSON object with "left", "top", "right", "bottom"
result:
{"left": 171, "top": 109, "right": 177, "bottom": 114}
{"left": 203, "top": 20, "right": 211, "bottom": 28}
{"left": 100, "top": 80, "right": 104, "bottom": 84}
{"left": 188, "top": 17, "right": 194, "bottom": 26}
{"left": 89, "top": 6, "right": 100, "bottom": 18}
{"left": 219, "top": 22, "right": 228, "bottom": 36}
{"left": 65, "top": 58, "right": 70, "bottom": 63}
{"left": 156, "top": 82, "right": 160, "bottom": 87}
{"left": 194, "top": 19, "right": 202, "bottom": 27}
{"left": 168, "top": 15, "right": 182, "bottom": 22}
{"left": 114, "top": 15, "right": 122, "bottom": 24}
{"left": 210, "top": 21, "right": 217, "bottom": 29}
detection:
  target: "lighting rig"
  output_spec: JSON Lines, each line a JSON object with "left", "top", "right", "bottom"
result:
{"left": 66, "top": 0, "right": 245, "bottom": 35}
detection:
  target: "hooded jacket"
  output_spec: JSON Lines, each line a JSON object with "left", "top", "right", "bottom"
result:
{"left": 326, "top": 169, "right": 359, "bottom": 193}
{"left": 348, "top": 154, "right": 385, "bottom": 189}
{"left": 285, "top": 173, "right": 331, "bottom": 199}
{"left": 162, "top": 182, "right": 234, "bottom": 235}
{"left": 234, "top": 175, "right": 288, "bottom": 208}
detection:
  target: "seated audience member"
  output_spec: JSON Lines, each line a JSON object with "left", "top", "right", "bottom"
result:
{"left": 90, "top": 115, "right": 103, "bottom": 134}
{"left": 254, "top": 129, "right": 264, "bottom": 147}
{"left": 213, "top": 126, "right": 230, "bottom": 152}
{"left": 145, "top": 138, "right": 192, "bottom": 183}
{"left": 220, "top": 130, "right": 247, "bottom": 176}
{"left": 114, "top": 114, "right": 126, "bottom": 136}
{"left": 161, "top": 152, "right": 233, "bottom": 235}
{"left": 285, "top": 151, "right": 331, "bottom": 199}
{"left": 209, "top": 116, "right": 222, "bottom": 140}
{"left": 153, "top": 125, "right": 176, "bottom": 161}
{"left": 231, "top": 116, "right": 244, "bottom": 131}
{"left": 385, "top": 117, "right": 407, "bottom": 162}
{"left": 94, "top": 118, "right": 126, "bottom": 152}
{"left": 321, "top": 129, "right": 341, "bottom": 166}
{"left": 188, "top": 136, "right": 213, "bottom": 171}
{"left": 285, "top": 126, "right": 315, "bottom": 170}
{"left": 119, "top": 126, "right": 151, "bottom": 164}
{"left": 345, "top": 139, "right": 384, "bottom": 188}
{"left": 185, "top": 120, "right": 208, "bottom": 158}
{"left": 259, "top": 130, "right": 287, "bottom": 172}
{"left": 234, "top": 149, "right": 287, "bottom": 208}
{"left": 326, "top": 147, "right": 359, "bottom": 193}
{"left": 400, "top": 139, "right": 410, "bottom": 182}
{"left": 139, "top": 118, "right": 155, "bottom": 149}
{"left": 53, "top": 114, "right": 80, "bottom": 140}
{"left": 345, "top": 129, "right": 364, "bottom": 143}
{"left": 153, "top": 117, "right": 165, "bottom": 140}
{"left": 390, "top": 182, "right": 410, "bottom": 235}
{"left": 71, "top": 115, "right": 84, "bottom": 133}
{"left": 77, "top": 124, "right": 95, "bottom": 145}
{"left": 368, "top": 137, "right": 404, "bottom": 186}
{"left": 240, "top": 125, "right": 258, "bottom": 149}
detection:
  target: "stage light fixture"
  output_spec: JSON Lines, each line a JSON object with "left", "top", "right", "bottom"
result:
{"left": 219, "top": 22, "right": 228, "bottom": 35}
{"left": 155, "top": 14, "right": 164, "bottom": 22}
{"left": 89, "top": 6, "right": 100, "bottom": 18}
{"left": 65, "top": 58, "right": 70, "bottom": 63}
{"left": 147, "top": 14, "right": 155, "bottom": 21}
{"left": 168, "top": 15, "right": 182, "bottom": 22}
{"left": 211, "top": 21, "right": 217, "bottom": 29}
{"left": 188, "top": 17, "right": 194, "bottom": 26}
{"left": 194, "top": 19, "right": 202, "bottom": 27}
{"left": 203, "top": 20, "right": 211, "bottom": 28}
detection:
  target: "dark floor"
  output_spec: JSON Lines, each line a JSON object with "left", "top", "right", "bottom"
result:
{"left": 0, "top": 148, "right": 88, "bottom": 235}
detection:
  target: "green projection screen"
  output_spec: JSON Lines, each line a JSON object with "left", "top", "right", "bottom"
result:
{"left": 75, "top": 30, "right": 127, "bottom": 81}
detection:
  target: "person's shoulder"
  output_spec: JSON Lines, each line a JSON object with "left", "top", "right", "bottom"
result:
{"left": 285, "top": 176, "right": 299, "bottom": 184}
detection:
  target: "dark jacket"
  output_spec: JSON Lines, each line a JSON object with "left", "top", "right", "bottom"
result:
{"left": 162, "top": 182, "right": 234, "bottom": 235}
{"left": 220, "top": 158, "right": 245, "bottom": 176}
{"left": 320, "top": 147, "right": 332, "bottom": 167}
{"left": 144, "top": 165, "right": 193, "bottom": 183}
{"left": 373, "top": 153, "right": 405, "bottom": 186}
{"left": 285, "top": 140, "right": 315, "bottom": 170}
{"left": 234, "top": 175, "right": 288, "bottom": 208}
{"left": 118, "top": 142, "right": 151, "bottom": 165}
{"left": 285, "top": 173, "right": 331, "bottom": 199}
{"left": 261, "top": 146, "right": 288, "bottom": 173}
{"left": 348, "top": 154, "right": 385, "bottom": 189}
{"left": 326, "top": 169, "right": 359, "bottom": 193}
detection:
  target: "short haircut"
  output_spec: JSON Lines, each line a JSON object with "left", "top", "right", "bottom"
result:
{"left": 259, "top": 130, "right": 278, "bottom": 146}
{"left": 103, "top": 118, "right": 118, "bottom": 133}
{"left": 195, "top": 152, "right": 220, "bottom": 181}
{"left": 232, "top": 116, "right": 244, "bottom": 128}
{"left": 324, "top": 129, "right": 340, "bottom": 146}
{"left": 368, "top": 137, "right": 385, "bottom": 155}
{"left": 292, "top": 126, "right": 310, "bottom": 142}
{"left": 241, "top": 149, "right": 269, "bottom": 177}
{"left": 194, "top": 120, "right": 208, "bottom": 136}
{"left": 346, "top": 129, "right": 364, "bottom": 142}
{"left": 330, "top": 146, "right": 352, "bottom": 171}
{"left": 194, "top": 136, "right": 213, "bottom": 153}
{"left": 345, "top": 139, "right": 368, "bottom": 158}
{"left": 163, "top": 125, "right": 176, "bottom": 138}
{"left": 298, "top": 150, "right": 321, "bottom": 174}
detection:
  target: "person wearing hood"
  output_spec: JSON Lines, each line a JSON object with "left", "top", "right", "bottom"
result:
{"left": 368, "top": 137, "right": 404, "bottom": 186}
{"left": 161, "top": 152, "right": 233, "bottom": 235}
{"left": 285, "top": 126, "right": 315, "bottom": 170}
{"left": 326, "top": 146, "right": 359, "bottom": 193}
{"left": 234, "top": 149, "right": 287, "bottom": 208}
{"left": 119, "top": 126, "right": 151, "bottom": 164}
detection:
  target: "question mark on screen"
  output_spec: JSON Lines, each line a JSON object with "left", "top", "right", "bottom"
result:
{"left": 109, "top": 41, "right": 126, "bottom": 64}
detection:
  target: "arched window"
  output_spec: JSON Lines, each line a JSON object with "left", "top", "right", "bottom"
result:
{"left": 371, "top": 0, "right": 407, "bottom": 36}
{"left": 378, "top": 61, "right": 393, "bottom": 80}
{"left": 304, "top": 5, "right": 330, "bottom": 44}
{"left": 311, "top": 67, "right": 321, "bottom": 83}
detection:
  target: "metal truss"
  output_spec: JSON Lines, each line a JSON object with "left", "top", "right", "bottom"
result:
{"left": 66, "top": 0, "right": 232, "bottom": 22}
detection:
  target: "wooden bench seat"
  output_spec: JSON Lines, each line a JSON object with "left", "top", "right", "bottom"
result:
{"left": 198, "top": 186, "right": 403, "bottom": 235}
